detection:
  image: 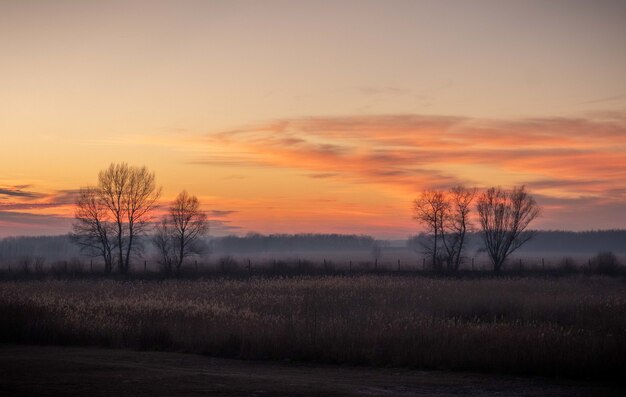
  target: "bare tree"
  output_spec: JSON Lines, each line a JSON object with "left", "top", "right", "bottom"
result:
{"left": 413, "top": 186, "right": 476, "bottom": 272}
{"left": 170, "top": 191, "right": 208, "bottom": 272}
{"left": 445, "top": 186, "right": 476, "bottom": 271}
{"left": 153, "top": 191, "right": 208, "bottom": 274}
{"left": 98, "top": 163, "right": 161, "bottom": 273}
{"left": 413, "top": 190, "right": 448, "bottom": 270}
{"left": 70, "top": 187, "right": 114, "bottom": 273}
{"left": 476, "top": 185, "right": 540, "bottom": 273}
{"left": 152, "top": 218, "right": 175, "bottom": 274}
{"left": 72, "top": 164, "right": 161, "bottom": 274}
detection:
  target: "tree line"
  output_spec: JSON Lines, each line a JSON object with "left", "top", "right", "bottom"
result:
{"left": 216, "top": 233, "right": 375, "bottom": 253}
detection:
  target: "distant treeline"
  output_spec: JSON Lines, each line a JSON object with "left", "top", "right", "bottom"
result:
{"left": 213, "top": 233, "right": 376, "bottom": 253}
{"left": 0, "top": 235, "right": 79, "bottom": 263}
{"left": 1, "top": 230, "right": 625, "bottom": 264}
{"left": 0, "top": 233, "right": 377, "bottom": 263}
{"left": 408, "top": 230, "right": 626, "bottom": 255}
{"left": 518, "top": 230, "right": 626, "bottom": 254}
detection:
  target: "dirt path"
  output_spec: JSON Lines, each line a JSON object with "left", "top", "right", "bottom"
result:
{"left": 0, "top": 345, "right": 620, "bottom": 397}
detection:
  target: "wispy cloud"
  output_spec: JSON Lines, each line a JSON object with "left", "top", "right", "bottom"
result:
{"left": 199, "top": 113, "right": 626, "bottom": 199}
{"left": 0, "top": 185, "right": 45, "bottom": 199}
{"left": 208, "top": 219, "right": 242, "bottom": 236}
{"left": 210, "top": 210, "right": 238, "bottom": 217}
{"left": 0, "top": 189, "right": 79, "bottom": 212}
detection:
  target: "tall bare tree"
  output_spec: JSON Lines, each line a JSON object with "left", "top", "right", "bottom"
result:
{"left": 445, "top": 186, "right": 476, "bottom": 271}
{"left": 72, "top": 163, "right": 161, "bottom": 274}
{"left": 98, "top": 163, "right": 129, "bottom": 272}
{"left": 170, "top": 191, "right": 208, "bottom": 272}
{"left": 70, "top": 187, "right": 114, "bottom": 273}
{"left": 152, "top": 218, "right": 175, "bottom": 274}
{"left": 153, "top": 191, "right": 208, "bottom": 274}
{"left": 413, "top": 186, "right": 476, "bottom": 272}
{"left": 413, "top": 190, "right": 448, "bottom": 270}
{"left": 476, "top": 185, "right": 540, "bottom": 273}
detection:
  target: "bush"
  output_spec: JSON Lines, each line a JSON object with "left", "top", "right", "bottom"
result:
{"left": 589, "top": 252, "right": 623, "bottom": 275}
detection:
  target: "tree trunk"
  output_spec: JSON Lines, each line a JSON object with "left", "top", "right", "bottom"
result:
{"left": 124, "top": 229, "right": 134, "bottom": 274}
{"left": 117, "top": 222, "right": 124, "bottom": 273}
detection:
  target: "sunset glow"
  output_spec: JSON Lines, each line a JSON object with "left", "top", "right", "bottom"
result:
{"left": 1, "top": 0, "right": 626, "bottom": 238}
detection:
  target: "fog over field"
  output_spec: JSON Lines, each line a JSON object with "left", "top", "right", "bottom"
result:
{"left": 1, "top": 231, "right": 625, "bottom": 272}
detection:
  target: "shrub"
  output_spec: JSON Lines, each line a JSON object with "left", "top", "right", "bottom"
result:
{"left": 589, "top": 252, "right": 623, "bottom": 275}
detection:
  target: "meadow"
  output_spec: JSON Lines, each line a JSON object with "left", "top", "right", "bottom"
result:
{"left": 1, "top": 275, "right": 624, "bottom": 381}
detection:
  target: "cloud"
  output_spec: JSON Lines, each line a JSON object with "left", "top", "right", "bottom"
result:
{"left": 210, "top": 210, "right": 238, "bottom": 217}
{"left": 0, "top": 189, "right": 80, "bottom": 211}
{"left": 0, "top": 186, "right": 45, "bottom": 199}
{"left": 208, "top": 219, "right": 242, "bottom": 236}
{"left": 0, "top": 210, "right": 69, "bottom": 225}
{"left": 0, "top": 188, "right": 82, "bottom": 237}
{"left": 306, "top": 173, "right": 339, "bottom": 179}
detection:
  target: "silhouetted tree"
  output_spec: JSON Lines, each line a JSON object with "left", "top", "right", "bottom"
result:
{"left": 153, "top": 191, "right": 208, "bottom": 274}
{"left": 445, "top": 186, "right": 476, "bottom": 271}
{"left": 413, "top": 190, "right": 448, "bottom": 270}
{"left": 98, "top": 163, "right": 161, "bottom": 273}
{"left": 152, "top": 218, "right": 175, "bottom": 274}
{"left": 476, "top": 185, "right": 540, "bottom": 273}
{"left": 70, "top": 187, "right": 114, "bottom": 273}
{"left": 170, "top": 191, "right": 208, "bottom": 272}
{"left": 413, "top": 186, "right": 476, "bottom": 272}
{"left": 71, "top": 163, "right": 161, "bottom": 274}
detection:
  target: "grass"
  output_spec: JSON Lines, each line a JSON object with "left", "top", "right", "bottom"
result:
{"left": 0, "top": 275, "right": 624, "bottom": 381}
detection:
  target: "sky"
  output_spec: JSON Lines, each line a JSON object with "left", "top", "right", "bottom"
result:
{"left": 1, "top": 0, "right": 626, "bottom": 238}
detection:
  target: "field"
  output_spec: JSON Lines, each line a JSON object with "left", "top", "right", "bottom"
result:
{"left": 1, "top": 275, "right": 624, "bottom": 382}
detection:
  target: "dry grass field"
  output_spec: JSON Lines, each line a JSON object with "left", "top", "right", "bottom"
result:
{"left": 0, "top": 275, "right": 624, "bottom": 381}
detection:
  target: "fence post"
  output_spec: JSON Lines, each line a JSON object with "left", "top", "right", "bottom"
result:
{"left": 144, "top": 260, "right": 147, "bottom": 273}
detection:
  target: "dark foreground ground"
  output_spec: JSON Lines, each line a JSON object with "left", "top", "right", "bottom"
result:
{"left": 0, "top": 345, "right": 621, "bottom": 397}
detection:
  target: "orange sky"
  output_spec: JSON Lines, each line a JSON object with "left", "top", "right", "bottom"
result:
{"left": 1, "top": 1, "right": 626, "bottom": 238}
